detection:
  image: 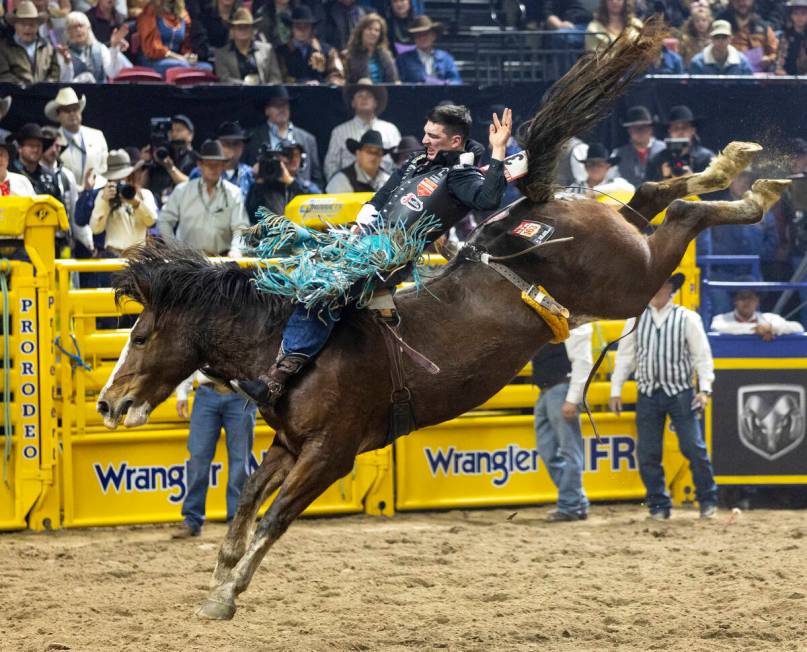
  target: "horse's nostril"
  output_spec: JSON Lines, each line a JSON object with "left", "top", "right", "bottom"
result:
{"left": 97, "top": 400, "right": 110, "bottom": 416}
{"left": 120, "top": 399, "right": 133, "bottom": 415}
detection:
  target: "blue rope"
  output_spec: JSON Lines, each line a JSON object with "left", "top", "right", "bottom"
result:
{"left": 54, "top": 334, "right": 93, "bottom": 372}
{"left": 1, "top": 258, "right": 11, "bottom": 486}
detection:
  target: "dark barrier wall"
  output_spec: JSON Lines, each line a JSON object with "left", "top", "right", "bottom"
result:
{"left": 1, "top": 78, "right": 804, "bottom": 164}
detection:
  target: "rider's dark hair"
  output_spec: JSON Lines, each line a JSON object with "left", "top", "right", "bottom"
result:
{"left": 426, "top": 104, "right": 471, "bottom": 142}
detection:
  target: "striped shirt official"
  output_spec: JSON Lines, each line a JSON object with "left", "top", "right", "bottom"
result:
{"left": 610, "top": 301, "right": 715, "bottom": 399}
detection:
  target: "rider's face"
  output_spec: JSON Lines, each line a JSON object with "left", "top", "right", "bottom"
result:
{"left": 422, "top": 121, "right": 462, "bottom": 160}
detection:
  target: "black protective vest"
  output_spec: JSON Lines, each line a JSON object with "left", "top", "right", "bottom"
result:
{"left": 340, "top": 164, "right": 376, "bottom": 193}
{"left": 378, "top": 153, "right": 475, "bottom": 244}
{"left": 532, "top": 343, "right": 572, "bottom": 390}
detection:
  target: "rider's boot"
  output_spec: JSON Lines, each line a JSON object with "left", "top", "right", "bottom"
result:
{"left": 231, "top": 352, "right": 309, "bottom": 407}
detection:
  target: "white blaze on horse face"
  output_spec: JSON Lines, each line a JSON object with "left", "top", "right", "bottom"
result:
{"left": 99, "top": 316, "right": 139, "bottom": 400}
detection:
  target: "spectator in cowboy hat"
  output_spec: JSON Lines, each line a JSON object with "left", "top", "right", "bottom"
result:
{"left": 0, "top": 0, "right": 62, "bottom": 83}
{"left": 90, "top": 149, "right": 158, "bottom": 257}
{"left": 326, "top": 129, "right": 392, "bottom": 193}
{"left": 776, "top": 0, "right": 807, "bottom": 75}
{"left": 324, "top": 77, "right": 401, "bottom": 181}
{"left": 391, "top": 134, "right": 422, "bottom": 165}
{"left": 158, "top": 139, "right": 248, "bottom": 258}
{"left": 276, "top": 5, "right": 345, "bottom": 84}
{"left": 10, "top": 123, "right": 62, "bottom": 202}
{"left": 214, "top": 7, "right": 283, "bottom": 84}
{"left": 396, "top": 15, "right": 461, "bottom": 84}
{"left": 689, "top": 19, "right": 754, "bottom": 75}
{"left": 0, "top": 96, "right": 12, "bottom": 144}
{"left": 569, "top": 142, "right": 634, "bottom": 200}
{"left": 0, "top": 140, "right": 34, "bottom": 198}
{"left": 646, "top": 105, "right": 715, "bottom": 181}
{"left": 244, "top": 85, "right": 322, "bottom": 187}
{"left": 710, "top": 279, "right": 804, "bottom": 339}
{"left": 611, "top": 105, "right": 666, "bottom": 187}
{"left": 41, "top": 126, "right": 82, "bottom": 250}
{"left": 46, "top": 87, "right": 109, "bottom": 183}
{"left": 189, "top": 121, "right": 254, "bottom": 200}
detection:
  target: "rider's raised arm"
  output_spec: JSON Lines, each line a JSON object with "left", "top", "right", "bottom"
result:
{"left": 447, "top": 159, "right": 507, "bottom": 211}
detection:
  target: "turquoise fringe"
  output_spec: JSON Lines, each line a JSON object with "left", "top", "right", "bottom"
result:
{"left": 251, "top": 209, "right": 441, "bottom": 317}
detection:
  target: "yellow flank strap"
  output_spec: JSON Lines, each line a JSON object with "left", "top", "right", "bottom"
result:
{"left": 521, "top": 286, "right": 570, "bottom": 343}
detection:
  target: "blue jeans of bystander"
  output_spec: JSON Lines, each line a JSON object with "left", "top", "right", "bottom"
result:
{"left": 534, "top": 382, "right": 589, "bottom": 514}
{"left": 636, "top": 387, "right": 718, "bottom": 512}
{"left": 182, "top": 384, "right": 257, "bottom": 531}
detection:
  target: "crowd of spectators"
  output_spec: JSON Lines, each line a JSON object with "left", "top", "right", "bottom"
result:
{"left": 0, "top": 0, "right": 467, "bottom": 85}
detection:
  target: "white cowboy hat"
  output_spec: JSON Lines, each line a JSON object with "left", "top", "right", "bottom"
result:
{"left": 7, "top": 0, "right": 47, "bottom": 24}
{"left": 44, "top": 87, "right": 87, "bottom": 123}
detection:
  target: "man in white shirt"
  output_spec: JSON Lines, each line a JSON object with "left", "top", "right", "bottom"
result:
{"left": 46, "top": 87, "right": 109, "bottom": 183}
{"left": 532, "top": 323, "right": 594, "bottom": 522}
{"left": 609, "top": 273, "right": 719, "bottom": 520}
{"left": 325, "top": 130, "right": 391, "bottom": 194}
{"left": 323, "top": 78, "right": 401, "bottom": 182}
{"left": 568, "top": 142, "right": 635, "bottom": 201}
{"left": 711, "top": 286, "right": 804, "bottom": 340}
{"left": 158, "top": 140, "right": 249, "bottom": 258}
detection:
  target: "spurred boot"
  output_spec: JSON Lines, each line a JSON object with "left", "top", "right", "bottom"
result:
{"left": 231, "top": 353, "right": 309, "bottom": 406}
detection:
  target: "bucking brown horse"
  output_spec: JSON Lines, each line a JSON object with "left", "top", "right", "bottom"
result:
{"left": 98, "top": 21, "right": 789, "bottom": 620}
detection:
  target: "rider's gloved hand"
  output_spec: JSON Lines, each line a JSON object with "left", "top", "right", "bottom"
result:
{"left": 355, "top": 203, "right": 379, "bottom": 227}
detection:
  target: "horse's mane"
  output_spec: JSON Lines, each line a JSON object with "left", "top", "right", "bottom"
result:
{"left": 113, "top": 237, "right": 290, "bottom": 324}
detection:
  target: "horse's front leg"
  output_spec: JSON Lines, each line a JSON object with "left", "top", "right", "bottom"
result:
{"left": 622, "top": 141, "right": 762, "bottom": 226}
{"left": 210, "top": 439, "right": 296, "bottom": 589}
{"left": 197, "top": 439, "right": 357, "bottom": 620}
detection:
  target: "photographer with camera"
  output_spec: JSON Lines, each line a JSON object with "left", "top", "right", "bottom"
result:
{"left": 90, "top": 149, "right": 157, "bottom": 257}
{"left": 646, "top": 105, "right": 715, "bottom": 182}
{"left": 143, "top": 114, "right": 197, "bottom": 205}
{"left": 245, "top": 139, "right": 320, "bottom": 223}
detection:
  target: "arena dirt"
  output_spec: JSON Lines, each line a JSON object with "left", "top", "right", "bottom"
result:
{"left": 2, "top": 504, "right": 806, "bottom": 651}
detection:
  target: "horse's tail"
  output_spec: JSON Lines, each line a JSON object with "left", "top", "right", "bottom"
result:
{"left": 517, "top": 19, "right": 666, "bottom": 203}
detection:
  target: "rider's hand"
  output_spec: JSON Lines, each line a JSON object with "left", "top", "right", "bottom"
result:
{"left": 488, "top": 107, "right": 512, "bottom": 161}
{"left": 608, "top": 396, "right": 622, "bottom": 416}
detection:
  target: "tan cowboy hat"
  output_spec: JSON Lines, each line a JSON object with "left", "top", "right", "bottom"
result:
{"left": 105, "top": 149, "right": 142, "bottom": 181}
{"left": 227, "top": 7, "right": 258, "bottom": 26}
{"left": 44, "top": 87, "right": 87, "bottom": 123}
{"left": 7, "top": 0, "right": 47, "bottom": 24}
{"left": 408, "top": 15, "right": 444, "bottom": 35}
{"left": 343, "top": 78, "right": 388, "bottom": 114}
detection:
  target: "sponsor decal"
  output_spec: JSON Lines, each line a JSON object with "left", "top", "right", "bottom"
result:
{"left": 738, "top": 384, "right": 805, "bottom": 460}
{"left": 502, "top": 151, "right": 528, "bottom": 182}
{"left": 298, "top": 198, "right": 343, "bottom": 216}
{"left": 416, "top": 177, "right": 438, "bottom": 197}
{"left": 94, "top": 461, "right": 223, "bottom": 504}
{"left": 423, "top": 436, "right": 636, "bottom": 487}
{"left": 510, "top": 220, "right": 554, "bottom": 244}
{"left": 400, "top": 193, "right": 424, "bottom": 212}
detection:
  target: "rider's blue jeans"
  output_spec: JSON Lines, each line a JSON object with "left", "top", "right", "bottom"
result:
{"left": 281, "top": 303, "right": 338, "bottom": 358}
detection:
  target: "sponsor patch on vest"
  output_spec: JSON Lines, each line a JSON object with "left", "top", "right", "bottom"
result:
{"left": 510, "top": 220, "right": 554, "bottom": 244}
{"left": 417, "top": 176, "right": 439, "bottom": 197}
{"left": 400, "top": 192, "right": 424, "bottom": 211}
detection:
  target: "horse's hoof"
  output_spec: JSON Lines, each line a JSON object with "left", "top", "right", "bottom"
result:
{"left": 749, "top": 178, "right": 791, "bottom": 211}
{"left": 195, "top": 598, "right": 237, "bottom": 620}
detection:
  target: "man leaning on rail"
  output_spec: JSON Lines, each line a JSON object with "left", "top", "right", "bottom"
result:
{"left": 232, "top": 104, "right": 513, "bottom": 407}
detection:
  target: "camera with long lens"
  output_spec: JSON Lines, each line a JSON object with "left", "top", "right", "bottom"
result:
{"left": 664, "top": 137, "right": 691, "bottom": 177}
{"left": 149, "top": 117, "right": 172, "bottom": 164}
{"left": 110, "top": 182, "right": 136, "bottom": 209}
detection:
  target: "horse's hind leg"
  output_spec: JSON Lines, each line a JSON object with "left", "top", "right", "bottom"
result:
{"left": 621, "top": 142, "right": 763, "bottom": 227}
{"left": 209, "top": 440, "right": 295, "bottom": 589}
{"left": 196, "top": 441, "right": 356, "bottom": 620}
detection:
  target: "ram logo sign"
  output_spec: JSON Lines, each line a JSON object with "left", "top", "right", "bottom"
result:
{"left": 738, "top": 384, "right": 805, "bottom": 461}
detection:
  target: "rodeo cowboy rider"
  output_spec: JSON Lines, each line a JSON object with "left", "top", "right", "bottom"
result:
{"left": 232, "top": 103, "right": 513, "bottom": 406}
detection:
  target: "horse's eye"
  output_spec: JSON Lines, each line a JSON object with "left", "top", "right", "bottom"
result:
{"left": 132, "top": 335, "right": 147, "bottom": 346}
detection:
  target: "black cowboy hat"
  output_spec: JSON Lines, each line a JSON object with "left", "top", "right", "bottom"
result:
{"left": 12, "top": 123, "right": 54, "bottom": 148}
{"left": 664, "top": 105, "right": 699, "bottom": 126}
{"left": 408, "top": 15, "right": 444, "bottom": 35}
{"left": 667, "top": 272, "right": 685, "bottom": 292}
{"left": 731, "top": 275, "right": 760, "bottom": 297}
{"left": 281, "top": 5, "right": 319, "bottom": 26}
{"left": 622, "top": 105, "right": 653, "bottom": 127}
{"left": 258, "top": 85, "right": 296, "bottom": 110}
{"left": 196, "top": 139, "right": 229, "bottom": 161}
{"left": 346, "top": 130, "right": 393, "bottom": 155}
{"left": 217, "top": 121, "right": 249, "bottom": 142}
{"left": 343, "top": 78, "right": 388, "bottom": 115}
{"left": 576, "top": 142, "right": 619, "bottom": 165}
{"left": 393, "top": 135, "right": 422, "bottom": 157}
